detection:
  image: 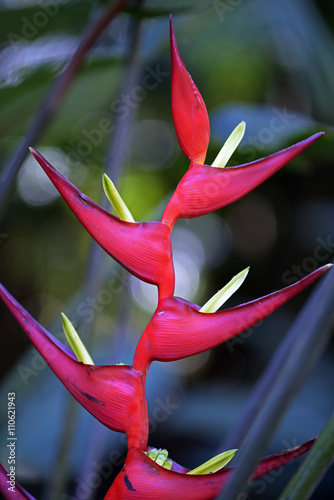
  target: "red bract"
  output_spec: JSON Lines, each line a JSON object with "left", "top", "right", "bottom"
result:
{"left": 0, "top": 464, "right": 35, "bottom": 500}
{"left": 29, "top": 148, "right": 175, "bottom": 301}
{"left": 161, "top": 132, "right": 323, "bottom": 228}
{"left": 0, "top": 284, "right": 148, "bottom": 449}
{"left": 170, "top": 17, "right": 210, "bottom": 164}
{"left": 104, "top": 439, "right": 314, "bottom": 499}
{"left": 133, "top": 265, "right": 331, "bottom": 374}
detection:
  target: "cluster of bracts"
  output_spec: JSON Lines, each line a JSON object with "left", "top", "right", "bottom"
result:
{"left": 0, "top": 18, "right": 331, "bottom": 500}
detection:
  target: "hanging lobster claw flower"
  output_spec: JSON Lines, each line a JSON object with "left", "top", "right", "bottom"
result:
{"left": 0, "top": 284, "right": 148, "bottom": 449}
{"left": 29, "top": 149, "right": 175, "bottom": 300}
{"left": 104, "top": 438, "right": 315, "bottom": 499}
{"left": 161, "top": 132, "right": 324, "bottom": 228}
{"left": 133, "top": 264, "right": 331, "bottom": 374}
{"left": 170, "top": 17, "right": 210, "bottom": 165}
{"left": 0, "top": 464, "right": 36, "bottom": 500}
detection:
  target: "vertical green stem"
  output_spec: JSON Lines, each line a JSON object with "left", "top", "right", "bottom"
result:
{"left": 279, "top": 414, "right": 334, "bottom": 500}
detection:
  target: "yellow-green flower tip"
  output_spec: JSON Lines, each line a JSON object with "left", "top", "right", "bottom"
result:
{"left": 102, "top": 173, "right": 135, "bottom": 223}
{"left": 164, "top": 458, "right": 173, "bottom": 470}
{"left": 200, "top": 267, "right": 250, "bottom": 313}
{"left": 61, "top": 312, "right": 94, "bottom": 365}
{"left": 187, "top": 449, "right": 238, "bottom": 475}
{"left": 212, "top": 121, "right": 246, "bottom": 168}
{"left": 145, "top": 448, "right": 172, "bottom": 470}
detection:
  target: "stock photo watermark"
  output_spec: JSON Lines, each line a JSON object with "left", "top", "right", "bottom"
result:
{"left": 237, "top": 107, "right": 297, "bottom": 162}
{"left": 225, "top": 234, "right": 333, "bottom": 353}
{"left": 213, "top": 0, "right": 244, "bottom": 21}
{"left": 16, "top": 266, "right": 130, "bottom": 385}
{"left": 282, "top": 235, "right": 334, "bottom": 284}
{"left": 65, "top": 64, "right": 170, "bottom": 168}
{"left": 6, "top": 392, "right": 17, "bottom": 494}
{"left": 61, "top": 394, "right": 180, "bottom": 500}
{"left": 7, "top": 0, "right": 72, "bottom": 51}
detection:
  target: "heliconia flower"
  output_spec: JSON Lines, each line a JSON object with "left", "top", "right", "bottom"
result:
{"left": 133, "top": 264, "right": 331, "bottom": 374}
{"left": 0, "top": 464, "right": 36, "bottom": 500}
{"left": 161, "top": 131, "right": 324, "bottom": 228}
{"left": 0, "top": 284, "right": 148, "bottom": 449}
{"left": 104, "top": 439, "right": 315, "bottom": 499}
{"left": 29, "top": 148, "right": 175, "bottom": 300}
{"left": 170, "top": 17, "right": 210, "bottom": 165}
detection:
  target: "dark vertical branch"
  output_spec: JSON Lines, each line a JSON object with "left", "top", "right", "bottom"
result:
{"left": 0, "top": 0, "right": 130, "bottom": 204}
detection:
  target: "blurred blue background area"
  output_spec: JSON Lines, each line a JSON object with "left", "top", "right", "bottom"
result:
{"left": 0, "top": 0, "right": 334, "bottom": 498}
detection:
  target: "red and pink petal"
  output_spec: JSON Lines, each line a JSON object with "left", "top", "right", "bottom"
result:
{"left": 29, "top": 148, "right": 175, "bottom": 300}
{"left": 0, "top": 284, "right": 148, "bottom": 449}
{"left": 162, "top": 132, "right": 323, "bottom": 228}
{"left": 133, "top": 265, "right": 331, "bottom": 373}
{"left": 170, "top": 17, "right": 210, "bottom": 165}
{"left": 104, "top": 439, "right": 314, "bottom": 499}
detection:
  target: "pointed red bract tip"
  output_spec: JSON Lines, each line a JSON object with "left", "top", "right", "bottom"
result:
{"left": 0, "top": 284, "right": 148, "bottom": 449}
{"left": 29, "top": 148, "right": 175, "bottom": 300}
{"left": 104, "top": 438, "right": 314, "bottom": 499}
{"left": 251, "top": 438, "right": 315, "bottom": 481}
{"left": 162, "top": 132, "right": 324, "bottom": 227}
{"left": 0, "top": 463, "right": 36, "bottom": 500}
{"left": 170, "top": 18, "right": 210, "bottom": 164}
{"left": 133, "top": 265, "right": 330, "bottom": 373}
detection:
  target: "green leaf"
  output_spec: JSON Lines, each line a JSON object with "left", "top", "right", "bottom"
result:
{"left": 102, "top": 174, "right": 135, "bottom": 222}
{"left": 212, "top": 121, "right": 246, "bottom": 168}
{"left": 200, "top": 267, "right": 249, "bottom": 313}
{"left": 187, "top": 449, "right": 238, "bottom": 475}
{"left": 61, "top": 313, "right": 94, "bottom": 365}
{"left": 279, "top": 414, "right": 334, "bottom": 500}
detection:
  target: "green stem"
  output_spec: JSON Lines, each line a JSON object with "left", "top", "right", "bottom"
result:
{"left": 279, "top": 414, "right": 334, "bottom": 500}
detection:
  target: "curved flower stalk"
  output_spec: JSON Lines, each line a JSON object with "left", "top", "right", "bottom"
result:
{"left": 133, "top": 264, "right": 331, "bottom": 374}
{"left": 29, "top": 148, "right": 175, "bottom": 301}
{"left": 170, "top": 17, "right": 210, "bottom": 164}
{"left": 161, "top": 131, "right": 323, "bottom": 228}
{"left": 0, "top": 284, "right": 148, "bottom": 449}
{"left": 0, "top": 464, "right": 36, "bottom": 500}
{"left": 104, "top": 439, "right": 315, "bottom": 499}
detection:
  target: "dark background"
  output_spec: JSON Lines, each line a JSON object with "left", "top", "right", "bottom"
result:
{"left": 0, "top": 0, "right": 334, "bottom": 499}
